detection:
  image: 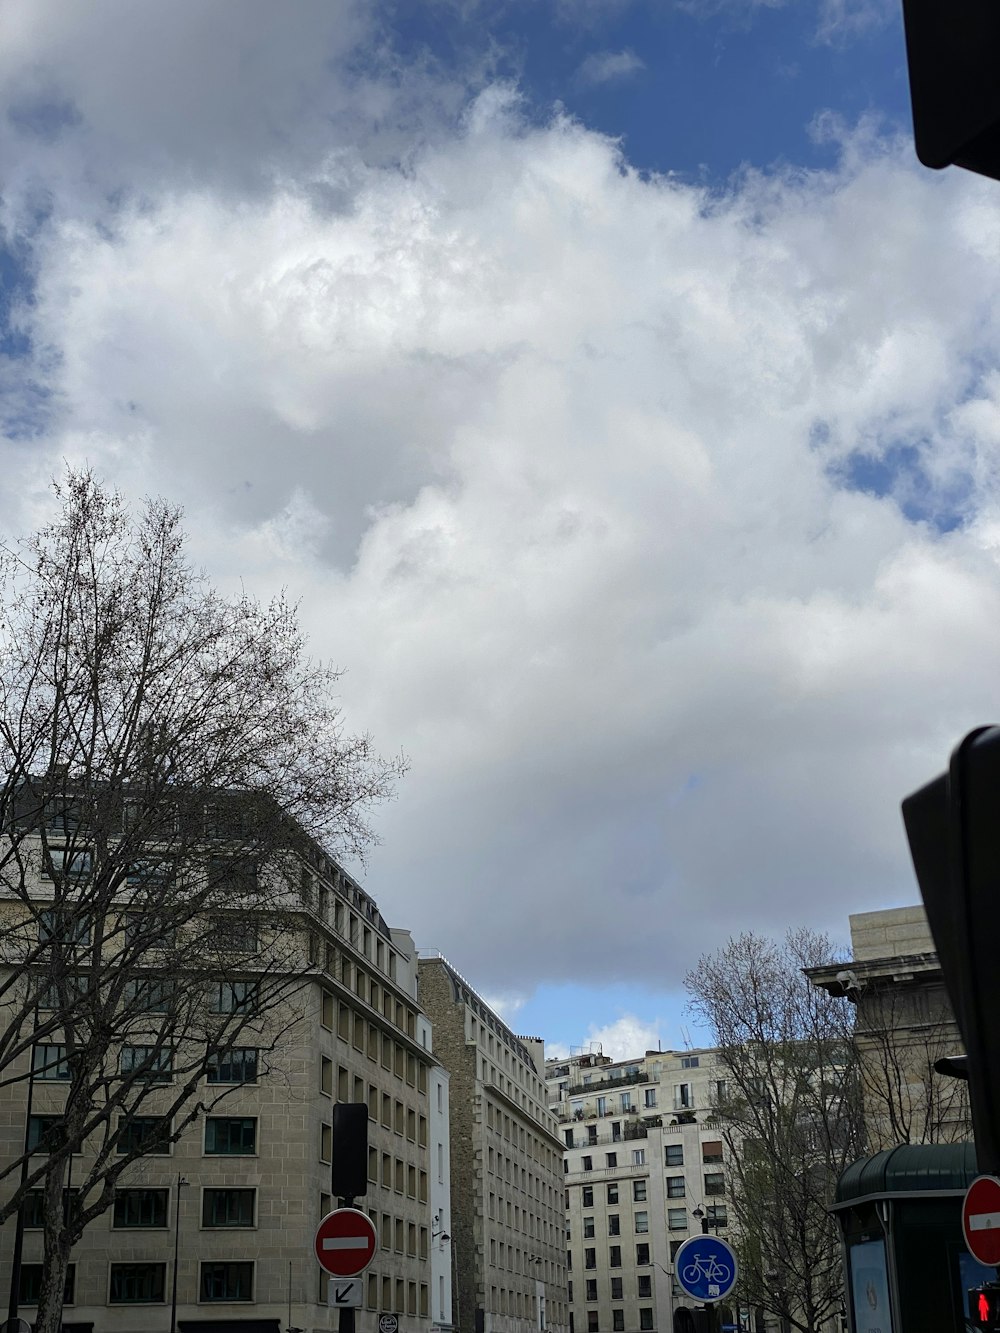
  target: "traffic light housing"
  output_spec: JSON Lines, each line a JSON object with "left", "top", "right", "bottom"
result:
{"left": 969, "top": 1284, "right": 1000, "bottom": 1329}
{"left": 899, "top": 0, "right": 1000, "bottom": 179}
{"left": 672, "top": 1309, "right": 710, "bottom": 1333}
{"left": 902, "top": 726, "right": 1000, "bottom": 1174}
{"left": 331, "top": 1102, "right": 368, "bottom": 1200}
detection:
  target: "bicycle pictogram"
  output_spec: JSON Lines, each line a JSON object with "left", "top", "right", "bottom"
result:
{"left": 681, "top": 1253, "right": 732, "bottom": 1287}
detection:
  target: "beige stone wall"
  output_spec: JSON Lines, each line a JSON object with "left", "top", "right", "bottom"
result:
{"left": 418, "top": 958, "right": 568, "bottom": 1333}
{"left": 0, "top": 853, "right": 439, "bottom": 1333}
{"left": 849, "top": 905, "right": 934, "bottom": 961}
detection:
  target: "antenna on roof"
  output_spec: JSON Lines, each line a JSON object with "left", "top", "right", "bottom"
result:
{"left": 679, "top": 1025, "right": 693, "bottom": 1050}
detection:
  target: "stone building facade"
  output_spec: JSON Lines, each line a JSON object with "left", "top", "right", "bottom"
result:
{"left": 807, "top": 905, "right": 971, "bottom": 1152}
{"left": 417, "top": 955, "right": 568, "bottom": 1333}
{"left": 545, "top": 1047, "right": 735, "bottom": 1333}
{"left": 0, "top": 829, "right": 443, "bottom": 1333}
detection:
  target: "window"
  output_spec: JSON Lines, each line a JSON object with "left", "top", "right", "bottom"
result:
{"left": 22, "top": 1189, "right": 78, "bottom": 1229}
{"left": 582, "top": 1155, "right": 593, "bottom": 1172}
{"left": 584, "top": 1249, "right": 596, "bottom": 1270}
{"left": 613, "top": 1312, "right": 624, "bottom": 1331}
{"left": 639, "top": 1309, "right": 654, "bottom": 1330}
{"left": 114, "top": 1189, "right": 168, "bottom": 1228}
{"left": 127, "top": 857, "right": 174, "bottom": 888}
{"left": 213, "top": 980, "right": 257, "bottom": 1013}
{"left": 633, "top": 1180, "right": 647, "bottom": 1202}
{"left": 708, "top": 1204, "right": 728, "bottom": 1227}
{"left": 202, "top": 1188, "right": 255, "bottom": 1227}
{"left": 18, "top": 1264, "right": 75, "bottom": 1305}
{"left": 200, "top": 1261, "right": 254, "bottom": 1301}
{"left": 702, "top": 1140, "right": 724, "bottom": 1164}
{"left": 586, "top": 1280, "right": 598, "bottom": 1301}
{"left": 608, "top": 1214, "right": 620, "bottom": 1236}
{"left": 635, "top": 1211, "right": 649, "bottom": 1234}
{"left": 38, "top": 908, "right": 91, "bottom": 945}
{"left": 32, "top": 1044, "right": 71, "bottom": 1080}
{"left": 673, "top": 1083, "right": 691, "bottom": 1109}
{"left": 43, "top": 848, "right": 93, "bottom": 880}
{"left": 636, "top": 1243, "right": 650, "bottom": 1265}
{"left": 120, "top": 1045, "right": 172, "bottom": 1081}
{"left": 644, "top": 1088, "right": 656, "bottom": 1107}
{"left": 27, "top": 1115, "right": 64, "bottom": 1152}
{"left": 124, "top": 978, "right": 175, "bottom": 1012}
{"left": 704, "top": 1172, "right": 725, "bottom": 1196}
{"left": 667, "top": 1176, "right": 686, "bottom": 1198}
{"left": 620, "top": 1093, "right": 632, "bottom": 1112}
{"left": 123, "top": 912, "right": 176, "bottom": 949}
{"left": 110, "top": 1263, "right": 166, "bottom": 1303}
{"left": 681, "top": 1056, "right": 699, "bottom": 1069}
{"left": 118, "top": 1115, "right": 170, "bottom": 1154}
{"left": 582, "top": 1186, "right": 594, "bottom": 1208}
{"left": 583, "top": 1217, "right": 595, "bottom": 1238}
{"left": 605, "top": 1152, "right": 617, "bottom": 1168}
{"left": 587, "top": 1315, "right": 599, "bottom": 1333}
{"left": 665, "top": 1144, "right": 684, "bottom": 1167}
{"left": 631, "top": 1149, "right": 645, "bottom": 1166}
{"left": 209, "top": 913, "right": 258, "bottom": 952}
{"left": 597, "top": 1096, "right": 608, "bottom": 1116}
{"left": 713, "top": 1079, "right": 728, "bottom": 1105}
{"left": 638, "top": 1276, "right": 652, "bottom": 1298}
{"left": 610, "top": 1277, "right": 623, "bottom": 1300}
{"left": 204, "top": 1117, "right": 256, "bottom": 1155}
{"left": 667, "top": 1208, "right": 688, "bottom": 1231}
{"left": 207, "top": 1047, "right": 258, "bottom": 1084}
{"left": 606, "top": 1183, "right": 619, "bottom": 1204}
{"left": 609, "top": 1246, "right": 621, "bottom": 1268}
{"left": 564, "top": 1129, "right": 574, "bottom": 1148}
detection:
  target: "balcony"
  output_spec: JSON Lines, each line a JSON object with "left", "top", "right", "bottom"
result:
{"left": 563, "top": 1069, "right": 658, "bottom": 1098}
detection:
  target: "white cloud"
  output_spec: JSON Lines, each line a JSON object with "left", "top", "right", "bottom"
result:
{"left": 576, "top": 49, "right": 645, "bottom": 87}
{"left": 579, "top": 1016, "right": 665, "bottom": 1063}
{"left": 2, "top": 20, "right": 1000, "bottom": 1013}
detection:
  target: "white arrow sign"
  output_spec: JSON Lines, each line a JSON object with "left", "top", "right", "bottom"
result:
{"left": 328, "top": 1278, "right": 363, "bottom": 1308}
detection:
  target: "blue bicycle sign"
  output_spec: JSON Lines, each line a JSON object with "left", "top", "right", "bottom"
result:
{"left": 673, "top": 1235, "right": 739, "bottom": 1304}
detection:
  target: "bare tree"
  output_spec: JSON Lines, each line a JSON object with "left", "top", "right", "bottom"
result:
{"left": 0, "top": 472, "right": 405, "bottom": 1333}
{"left": 686, "top": 929, "right": 865, "bottom": 1333}
{"left": 849, "top": 977, "right": 970, "bottom": 1151}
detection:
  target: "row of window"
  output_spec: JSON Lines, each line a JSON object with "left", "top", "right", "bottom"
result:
{"left": 335, "top": 1271, "right": 430, "bottom": 1317}
{"left": 33, "top": 1033, "right": 258, "bottom": 1085}
{"left": 574, "top": 1308, "right": 655, "bottom": 1330}
{"left": 35, "top": 904, "right": 259, "bottom": 954}
{"left": 28, "top": 1113, "right": 257, "bottom": 1156}
{"left": 577, "top": 1245, "right": 653, "bottom": 1269}
{"left": 18, "top": 1262, "right": 254, "bottom": 1306}
{"left": 21, "top": 1187, "right": 256, "bottom": 1230}
{"left": 569, "top": 1275, "right": 654, "bottom": 1303}
{"left": 573, "top": 1149, "right": 647, "bottom": 1171}
{"left": 580, "top": 1211, "right": 649, "bottom": 1237}
{"left": 578, "top": 1181, "right": 648, "bottom": 1208}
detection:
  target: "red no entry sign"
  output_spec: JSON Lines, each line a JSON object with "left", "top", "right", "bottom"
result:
{"left": 315, "top": 1208, "right": 378, "bottom": 1277}
{"left": 964, "top": 1175, "right": 1000, "bottom": 1266}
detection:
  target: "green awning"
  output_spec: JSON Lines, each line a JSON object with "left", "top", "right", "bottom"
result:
{"left": 834, "top": 1142, "right": 979, "bottom": 1209}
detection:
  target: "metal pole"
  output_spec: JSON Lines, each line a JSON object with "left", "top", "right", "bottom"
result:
{"left": 170, "top": 1174, "right": 188, "bottom": 1333}
{"left": 7, "top": 1009, "right": 39, "bottom": 1326}
{"left": 338, "top": 1196, "right": 355, "bottom": 1333}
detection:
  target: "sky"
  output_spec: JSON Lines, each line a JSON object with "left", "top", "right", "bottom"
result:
{"left": 2, "top": 0, "right": 999, "bottom": 1061}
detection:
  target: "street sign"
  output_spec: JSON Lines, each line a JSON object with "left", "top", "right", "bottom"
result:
{"left": 965, "top": 1176, "right": 1000, "bottom": 1265}
{"left": 328, "top": 1278, "right": 364, "bottom": 1308}
{"left": 0, "top": 1319, "right": 32, "bottom": 1333}
{"left": 379, "top": 1315, "right": 399, "bottom": 1333}
{"left": 674, "top": 1235, "right": 739, "bottom": 1305}
{"left": 315, "top": 1207, "right": 378, "bottom": 1277}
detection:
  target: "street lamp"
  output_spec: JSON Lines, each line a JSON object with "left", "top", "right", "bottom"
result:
{"left": 169, "top": 1174, "right": 189, "bottom": 1333}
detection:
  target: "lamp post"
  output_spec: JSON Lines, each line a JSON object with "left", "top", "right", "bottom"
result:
{"left": 169, "top": 1174, "right": 189, "bottom": 1333}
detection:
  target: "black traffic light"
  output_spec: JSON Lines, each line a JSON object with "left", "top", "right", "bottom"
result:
{"left": 902, "top": 726, "right": 1000, "bottom": 1173}
{"left": 673, "top": 1309, "right": 710, "bottom": 1333}
{"left": 899, "top": 0, "right": 1000, "bottom": 179}
{"left": 331, "top": 1102, "right": 368, "bottom": 1200}
{"left": 969, "top": 1284, "right": 1000, "bottom": 1329}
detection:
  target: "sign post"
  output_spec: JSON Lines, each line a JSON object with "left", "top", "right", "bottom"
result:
{"left": 315, "top": 1208, "right": 377, "bottom": 1333}
{"left": 674, "top": 1234, "right": 739, "bottom": 1331}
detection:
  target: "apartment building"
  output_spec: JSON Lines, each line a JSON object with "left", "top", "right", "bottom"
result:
{"left": 417, "top": 954, "right": 569, "bottom": 1333}
{"left": 0, "top": 812, "right": 443, "bottom": 1333}
{"left": 545, "top": 1048, "right": 734, "bottom": 1333}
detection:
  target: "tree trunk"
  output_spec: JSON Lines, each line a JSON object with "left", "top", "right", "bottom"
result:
{"left": 34, "top": 1164, "right": 71, "bottom": 1333}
